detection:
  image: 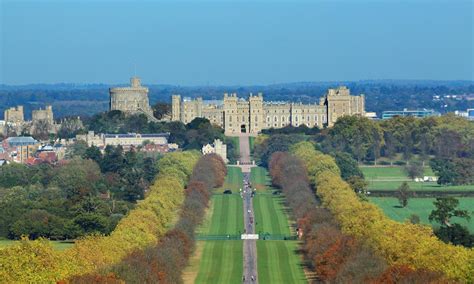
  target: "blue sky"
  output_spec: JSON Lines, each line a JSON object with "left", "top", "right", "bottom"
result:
{"left": 0, "top": 0, "right": 472, "bottom": 85}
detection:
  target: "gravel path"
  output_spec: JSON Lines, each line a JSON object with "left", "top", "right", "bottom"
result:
{"left": 239, "top": 135, "right": 258, "bottom": 283}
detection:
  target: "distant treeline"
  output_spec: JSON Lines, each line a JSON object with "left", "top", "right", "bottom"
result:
{"left": 1, "top": 80, "right": 473, "bottom": 119}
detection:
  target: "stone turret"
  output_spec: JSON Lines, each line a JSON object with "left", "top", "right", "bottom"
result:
{"left": 109, "top": 76, "right": 153, "bottom": 117}
{"left": 4, "top": 106, "right": 24, "bottom": 124}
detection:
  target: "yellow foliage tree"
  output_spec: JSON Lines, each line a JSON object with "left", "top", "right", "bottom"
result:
{"left": 0, "top": 151, "right": 200, "bottom": 282}
{"left": 315, "top": 170, "right": 474, "bottom": 281}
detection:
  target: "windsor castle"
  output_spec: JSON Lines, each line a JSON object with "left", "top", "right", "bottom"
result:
{"left": 172, "top": 86, "right": 365, "bottom": 135}
{"left": 110, "top": 77, "right": 366, "bottom": 135}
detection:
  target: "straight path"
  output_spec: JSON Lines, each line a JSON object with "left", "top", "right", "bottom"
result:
{"left": 239, "top": 135, "right": 258, "bottom": 283}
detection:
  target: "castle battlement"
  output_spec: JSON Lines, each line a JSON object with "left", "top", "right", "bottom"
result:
{"left": 171, "top": 86, "right": 365, "bottom": 135}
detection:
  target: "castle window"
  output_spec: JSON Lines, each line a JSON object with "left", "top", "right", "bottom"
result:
{"left": 255, "top": 116, "right": 258, "bottom": 122}
{"left": 307, "top": 116, "right": 310, "bottom": 121}
{"left": 274, "top": 116, "right": 277, "bottom": 122}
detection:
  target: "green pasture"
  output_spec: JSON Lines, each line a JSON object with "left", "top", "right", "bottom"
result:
{"left": 249, "top": 136, "right": 255, "bottom": 156}
{"left": 204, "top": 194, "right": 244, "bottom": 235}
{"left": 361, "top": 166, "right": 474, "bottom": 191}
{"left": 369, "top": 197, "right": 474, "bottom": 232}
{"left": 361, "top": 166, "right": 434, "bottom": 179}
{"left": 251, "top": 167, "right": 292, "bottom": 235}
{"left": 0, "top": 239, "right": 74, "bottom": 251}
{"left": 195, "top": 240, "right": 243, "bottom": 284}
{"left": 254, "top": 194, "right": 291, "bottom": 235}
{"left": 257, "top": 240, "right": 307, "bottom": 284}
{"left": 223, "top": 166, "right": 244, "bottom": 191}
{"left": 193, "top": 166, "right": 244, "bottom": 283}
{"left": 250, "top": 166, "right": 271, "bottom": 190}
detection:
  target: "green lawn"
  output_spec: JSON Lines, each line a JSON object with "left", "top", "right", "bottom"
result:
{"left": 205, "top": 194, "right": 244, "bottom": 235}
{"left": 254, "top": 194, "right": 291, "bottom": 235}
{"left": 257, "top": 241, "right": 307, "bottom": 284}
{"left": 252, "top": 166, "right": 292, "bottom": 235}
{"left": 361, "top": 166, "right": 474, "bottom": 191}
{"left": 193, "top": 167, "right": 244, "bottom": 283}
{"left": 195, "top": 240, "right": 243, "bottom": 284}
{"left": 249, "top": 136, "right": 255, "bottom": 156}
{"left": 223, "top": 166, "right": 244, "bottom": 191}
{"left": 361, "top": 166, "right": 434, "bottom": 179}
{"left": 369, "top": 197, "right": 474, "bottom": 232}
{"left": 250, "top": 166, "right": 271, "bottom": 191}
{"left": 0, "top": 239, "right": 74, "bottom": 251}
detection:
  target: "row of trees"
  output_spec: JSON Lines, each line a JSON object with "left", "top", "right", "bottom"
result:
{"left": 0, "top": 151, "right": 200, "bottom": 283}
{"left": 288, "top": 141, "right": 473, "bottom": 281}
{"left": 91, "top": 154, "right": 227, "bottom": 283}
{"left": 269, "top": 151, "right": 444, "bottom": 282}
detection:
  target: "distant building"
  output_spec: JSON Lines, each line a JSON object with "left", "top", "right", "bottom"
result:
{"left": 2, "top": 136, "right": 40, "bottom": 163}
{"left": 202, "top": 139, "right": 228, "bottom": 163}
{"left": 364, "top": 112, "right": 378, "bottom": 120}
{"left": 381, "top": 109, "right": 440, "bottom": 120}
{"left": 172, "top": 86, "right": 365, "bottom": 135}
{"left": 109, "top": 77, "right": 155, "bottom": 120}
{"left": 469, "top": 109, "right": 474, "bottom": 121}
{"left": 76, "top": 131, "right": 172, "bottom": 150}
{"left": 2, "top": 105, "right": 59, "bottom": 137}
{"left": 454, "top": 109, "right": 474, "bottom": 121}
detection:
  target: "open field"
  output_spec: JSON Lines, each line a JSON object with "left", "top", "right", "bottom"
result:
{"left": 254, "top": 194, "right": 291, "bottom": 235}
{"left": 0, "top": 240, "right": 74, "bottom": 251}
{"left": 362, "top": 166, "right": 435, "bottom": 179}
{"left": 250, "top": 166, "right": 271, "bottom": 191}
{"left": 361, "top": 166, "right": 474, "bottom": 191}
{"left": 191, "top": 166, "right": 244, "bottom": 283}
{"left": 223, "top": 166, "right": 244, "bottom": 191}
{"left": 369, "top": 197, "right": 474, "bottom": 232}
{"left": 206, "top": 194, "right": 244, "bottom": 235}
{"left": 249, "top": 136, "right": 255, "bottom": 156}
{"left": 257, "top": 241, "right": 307, "bottom": 284}
{"left": 195, "top": 240, "right": 243, "bottom": 284}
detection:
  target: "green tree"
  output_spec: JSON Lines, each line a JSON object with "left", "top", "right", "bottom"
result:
{"left": 409, "top": 214, "right": 420, "bottom": 224}
{"left": 434, "top": 224, "right": 473, "bottom": 248}
{"left": 404, "top": 159, "right": 423, "bottom": 180}
{"left": 347, "top": 176, "right": 368, "bottom": 195}
{"left": 333, "top": 151, "right": 364, "bottom": 180}
{"left": 397, "top": 182, "right": 410, "bottom": 208}
{"left": 0, "top": 163, "right": 32, "bottom": 188}
{"left": 83, "top": 145, "right": 102, "bottom": 163}
{"left": 152, "top": 102, "right": 171, "bottom": 120}
{"left": 429, "top": 197, "right": 471, "bottom": 227}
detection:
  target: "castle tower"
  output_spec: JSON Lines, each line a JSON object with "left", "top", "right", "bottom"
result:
{"left": 325, "top": 86, "right": 365, "bottom": 127}
{"left": 249, "top": 93, "right": 264, "bottom": 134}
{"left": 109, "top": 77, "right": 152, "bottom": 116}
{"left": 4, "top": 106, "right": 24, "bottom": 124}
{"left": 223, "top": 93, "right": 239, "bottom": 135}
{"left": 171, "top": 95, "right": 181, "bottom": 121}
